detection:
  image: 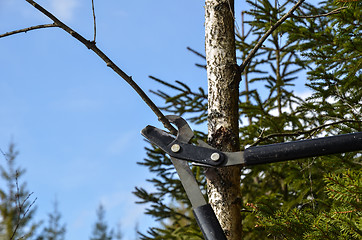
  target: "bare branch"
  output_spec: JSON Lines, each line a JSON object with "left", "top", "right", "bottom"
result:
{"left": 186, "top": 47, "right": 206, "bottom": 69}
{"left": 91, "top": 0, "right": 97, "bottom": 42}
{"left": 0, "top": 23, "right": 57, "bottom": 39}
{"left": 250, "top": 119, "right": 362, "bottom": 147}
{"left": 10, "top": 171, "right": 37, "bottom": 240}
{"left": 239, "top": 0, "right": 305, "bottom": 75}
{"left": 20, "top": 0, "right": 176, "bottom": 134}
{"left": 291, "top": 6, "right": 347, "bottom": 19}
{"left": 0, "top": 148, "right": 8, "bottom": 160}
{"left": 195, "top": 63, "right": 207, "bottom": 69}
{"left": 186, "top": 46, "right": 206, "bottom": 59}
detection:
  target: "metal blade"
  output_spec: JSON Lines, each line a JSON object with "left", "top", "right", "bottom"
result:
{"left": 141, "top": 125, "right": 175, "bottom": 151}
{"left": 171, "top": 157, "right": 207, "bottom": 208}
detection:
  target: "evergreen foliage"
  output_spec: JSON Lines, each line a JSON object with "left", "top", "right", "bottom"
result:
{"left": 252, "top": 169, "right": 361, "bottom": 239}
{"left": 0, "top": 144, "right": 38, "bottom": 240}
{"left": 89, "top": 204, "right": 114, "bottom": 240}
{"left": 37, "top": 199, "right": 66, "bottom": 240}
{"left": 134, "top": 0, "right": 361, "bottom": 239}
{"left": 114, "top": 223, "right": 123, "bottom": 240}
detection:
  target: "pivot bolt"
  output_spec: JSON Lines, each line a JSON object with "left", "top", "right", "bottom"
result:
{"left": 171, "top": 144, "right": 181, "bottom": 153}
{"left": 211, "top": 152, "right": 220, "bottom": 161}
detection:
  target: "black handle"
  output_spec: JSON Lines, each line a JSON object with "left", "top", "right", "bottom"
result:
{"left": 244, "top": 132, "right": 362, "bottom": 166}
{"left": 193, "top": 204, "right": 227, "bottom": 240}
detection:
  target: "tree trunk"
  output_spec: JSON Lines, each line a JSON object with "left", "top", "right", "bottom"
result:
{"left": 205, "top": 0, "right": 242, "bottom": 239}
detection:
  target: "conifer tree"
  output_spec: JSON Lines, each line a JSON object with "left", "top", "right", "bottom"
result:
{"left": 89, "top": 204, "right": 114, "bottom": 240}
{"left": 135, "top": 0, "right": 361, "bottom": 239}
{"left": 253, "top": 169, "right": 361, "bottom": 239}
{"left": 0, "top": 144, "right": 38, "bottom": 240}
{"left": 246, "top": 1, "right": 362, "bottom": 238}
{"left": 114, "top": 223, "right": 123, "bottom": 240}
{"left": 37, "top": 199, "right": 66, "bottom": 240}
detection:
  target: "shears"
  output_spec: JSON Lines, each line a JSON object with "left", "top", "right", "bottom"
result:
{"left": 141, "top": 115, "right": 362, "bottom": 240}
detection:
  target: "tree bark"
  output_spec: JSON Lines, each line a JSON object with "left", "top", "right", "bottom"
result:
{"left": 205, "top": 0, "right": 242, "bottom": 239}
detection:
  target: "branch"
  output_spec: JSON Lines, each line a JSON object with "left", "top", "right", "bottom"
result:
{"left": 19, "top": 0, "right": 176, "bottom": 134}
{"left": 250, "top": 119, "right": 362, "bottom": 147}
{"left": 186, "top": 47, "right": 206, "bottom": 69}
{"left": 291, "top": 6, "right": 347, "bottom": 19}
{"left": 10, "top": 171, "right": 37, "bottom": 240}
{"left": 239, "top": 0, "right": 305, "bottom": 74}
{"left": 186, "top": 46, "right": 206, "bottom": 59}
{"left": 91, "top": 0, "right": 96, "bottom": 42}
{"left": 0, "top": 23, "right": 58, "bottom": 38}
{"left": 149, "top": 75, "right": 206, "bottom": 98}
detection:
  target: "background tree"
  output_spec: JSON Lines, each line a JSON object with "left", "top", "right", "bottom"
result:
{"left": 114, "top": 223, "right": 123, "bottom": 240}
{"left": 37, "top": 198, "right": 66, "bottom": 240}
{"left": 0, "top": 144, "right": 38, "bottom": 240}
{"left": 89, "top": 204, "right": 114, "bottom": 240}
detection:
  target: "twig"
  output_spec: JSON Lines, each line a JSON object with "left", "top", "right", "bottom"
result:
{"left": 195, "top": 63, "right": 207, "bottom": 69}
{"left": 334, "top": 85, "right": 362, "bottom": 118}
{"left": 186, "top": 47, "right": 206, "bottom": 69}
{"left": 239, "top": 0, "right": 305, "bottom": 74}
{"left": 250, "top": 119, "right": 362, "bottom": 146}
{"left": 149, "top": 76, "right": 207, "bottom": 99}
{"left": 0, "top": 23, "right": 57, "bottom": 38}
{"left": 10, "top": 171, "right": 37, "bottom": 240}
{"left": 91, "top": 0, "right": 96, "bottom": 42}
{"left": 22, "top": 195, "right": 37, "bottom": 222}
{"left": 19, "top": 0, "right": 176, "bottom": 134}
{"left": 0, "top": 148, "right": 8, "bottom": 160}
{"left": 16, "top": 196, "right": 38, "bottom": 240}
{"left": 186, "top": 46, "right": 206, "bottom": 59}
{"left": 10, "top": 171, "right": 22, "bottom": 240}
{"left": 291, "top": 7, "right": 347, "bottom": 19}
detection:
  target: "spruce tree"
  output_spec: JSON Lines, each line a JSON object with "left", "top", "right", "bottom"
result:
{"left": 253, "top": 169, "right": 361, "bottom": 240}
{"left": 37, "top": 199, "right": 66, "bottom": 240}
{"left": 114, "top": 223, "right": 123, "bottom": 240}
{"left": 89, "top": 204, "right": 113, "bottom": 240}
{"left": 135, "top": 0, "right": 361, "bottom": 239}
{"left": 0, "top": 143, "right": 38, "bottom": 240}
{"left": 247, "top": 1, "right": 362, "bottom": 239}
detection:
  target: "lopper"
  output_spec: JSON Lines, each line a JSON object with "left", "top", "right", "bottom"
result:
{"left": 141, "top": 115, "right": 362, "bottom": 240}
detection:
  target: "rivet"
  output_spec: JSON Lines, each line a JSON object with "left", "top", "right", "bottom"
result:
{"left": 171, "top": 144, "right": 181, "bottom": 153}
{"left": 211, "top": 152, "right": 220, "bottom": 161}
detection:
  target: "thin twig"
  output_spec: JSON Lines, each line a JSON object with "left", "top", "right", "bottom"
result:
{"left": 195, "top": 63, "right": 207, "bottom": 69}
{"left": 0, "top": 148, "right": 8, "bottom": 160}
{"left": 334, "top": 85, "right": 362, "bottom": 118}
{"left": 186, "top": 46, "right": 206, "bottom": 59}
{"left": 291, "top": 7, "right": 347, "bottom": 18}
{"left": 239, "top": 0, "right": 305, "bottom": 74}
{"left": 10, "top": 171, "right": 21, "bottom": 240}
{"left": 91, "top": 0, "right": 96, "bottom": 42}
{"left": 250, "top": 119, "right": 362, "bottom": 146}
{"left": 149, "top": 76, "right": 207, "bottom": 98}
{"left": 15, "top": 196, "right": 38, "bottom": 240}
{"left": 0, "top": 23, "right": 57, "bottom": 38}
{"left": 22, "top": 195, "right": 37, "bottom": 221}
{"left": 10, "top": 171, "right": 37, "bottom": 240}
{"left": 19, "top": 0, "right": 176, "bottom": 134}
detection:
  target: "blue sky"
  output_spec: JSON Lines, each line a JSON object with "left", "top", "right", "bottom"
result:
{"left": 0, "top": 0, "right": 312, "bottom": 239}
{"left": 0, "top": 0, "right": 209, "bottom": 239}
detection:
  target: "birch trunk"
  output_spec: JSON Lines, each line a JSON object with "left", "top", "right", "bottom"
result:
{"left": 205, "top": 0, "right": 242, "bottom": 239}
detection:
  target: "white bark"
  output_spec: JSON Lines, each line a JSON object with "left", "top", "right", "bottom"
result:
{"left": 205, "top": 0, "right": 242, "bottom": 239}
